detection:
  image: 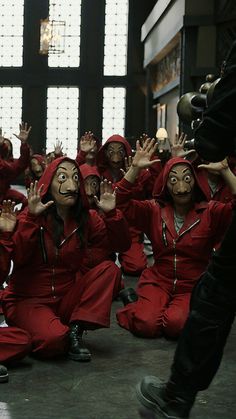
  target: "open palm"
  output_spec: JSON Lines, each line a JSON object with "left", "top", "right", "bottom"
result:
{"left": 0, "top": 200, "right": 17, "bottom": 232}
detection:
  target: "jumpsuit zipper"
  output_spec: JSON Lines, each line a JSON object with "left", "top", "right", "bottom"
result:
{"left": 172, "top": 219, "right": 200, "bottom": 292}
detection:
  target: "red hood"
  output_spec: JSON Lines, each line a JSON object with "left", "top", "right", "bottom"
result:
{"left": 79, "top": 163, "right": 101, "bottom": 180}
{"left": 152, "top": 157, "right": 207, "bottom": 203}
{"left": 31, "top": 153, "right": 46, "bottom": 168}
{"left": 0, "top": 138, "right": 13, "bottom": 160}
{"left": 97, "top": 135, "right": 132, "bottom": 170}
{"left": 38, "top": 156, "right": 89, "bottom": 209}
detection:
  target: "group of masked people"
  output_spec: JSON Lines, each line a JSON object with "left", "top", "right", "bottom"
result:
{"left": 0, "top": 123, "right": 236, "bottom": 397}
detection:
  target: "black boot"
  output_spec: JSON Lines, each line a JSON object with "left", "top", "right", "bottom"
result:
{"left": 68, "top": 323, "right": 91, "bottom": 362}
{"left": 0, "top": 364, "right": 8, "bottom": 383}
{"left": 119, "top": 287, "right": 138, "bottom": 306}
{"left": 136, "top": 376, "right": 196, "bottom": 419}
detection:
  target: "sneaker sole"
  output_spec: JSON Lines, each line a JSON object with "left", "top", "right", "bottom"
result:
{"left": 136, "top": 383, "right": 182, "bottom": 419}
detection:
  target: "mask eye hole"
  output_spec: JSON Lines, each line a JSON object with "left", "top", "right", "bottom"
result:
{"left": 73, "top": 173, "right": 79, "bottom": 181}
{"left": 184, "top": 174, "right": 192, "bottom": 183}
{"left": 58, "top": 173, "right": 67, "bottom": 183}
{"left": 169, "top": 176, "right": 177, "bottom": 184}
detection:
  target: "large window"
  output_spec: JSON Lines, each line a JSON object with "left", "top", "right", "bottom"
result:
{"left": 102, "top": 87, "right": 126, "bottom": 141}
{"left": 102, "top": 0, "right": 129, "bottom": 142}
{"left": 0, "top": 87, "right": 22, "bottom": 158}
{"left": 48, "top": 0, "right": 82, "bottom": 68}
{"left": 46, "top": 87, "right": 79, "bottom": 159}
{"left": 103, "top": 0, "right": 129, "bottom": 76}
{"left": 0, "top": 0, "right": 24, "bottom": 67}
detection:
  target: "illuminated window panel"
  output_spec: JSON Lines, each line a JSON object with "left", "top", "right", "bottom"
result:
{"left": 48, "top": 0, "right": 82, "bottom": 68}
{"left": 102, "top": 87, "right": 126, "bottom": 142}
{"left": 104, "top": 0, "right": 129, "bottom": 76}
{"left": 0, "top": 87, "right": 22, "bottom": 158}
{"left": 0, "top": 1, "right": 24, "bottom": 67}
{"left": 46, "top": 87, "right": 79, "bottom": 158}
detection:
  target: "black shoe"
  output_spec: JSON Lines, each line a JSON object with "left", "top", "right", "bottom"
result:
{"left": 68, "top": 323, "right": 91, "bottom": 362}
{"left": 136, "top": 376, "right": 195, "bottom": 419}
{"left": 119, "top": 287, "right": 138, "bottom": 306}
{"left": 0, "top": 364, "right": 8, "bottom": 383}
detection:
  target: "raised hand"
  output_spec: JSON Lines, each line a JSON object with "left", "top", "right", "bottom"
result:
{"left": 171, "top": 133, "right": 196, "bottom": 159}
{"left": 0, "top": 127, "right": 4, "bottom": 146}
{"left": 0, "top": 200, "right": 17, "bottom": 232}
{"left": 54, "top": 140, "right": 64, "bottom": 156}
{"left": 132, "top": 137, "right": 159, "bottom": 169}
{"left": 13, "top": 122, "right": 32, "bottom": 144}
{"left": 94, "top": 179, "right": 116, "bottom": 213}
{"left": 198, "top": 159, "right": 229, "bottom": 175}
{"left": 79, "top": 131, "right": 96, "bottom": 153}
{"left": 27, "top": 181, "right": 54, "bottom": 216}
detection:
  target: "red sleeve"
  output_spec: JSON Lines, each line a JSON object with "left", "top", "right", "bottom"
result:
{"left": 0, "top": 143, "right": 30, "bottom": 182}
{"left": 0, "top": 232, "right": 13, "bottom": 285}
{"left": 116, "top": 177, "right": 156, "bottom": 235}
{"left": 88, "top": 208, "right": 131, "bottom": 253}
{"left": 75, "top": 150, "right": 86, "bottom": 166}
{"left": 11, "top": 210, "right": 42, "bottom": 266}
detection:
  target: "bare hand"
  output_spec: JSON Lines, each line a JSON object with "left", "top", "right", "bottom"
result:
{"left": 171, "top": 133, "right": 196, "bottom": 159}
{"left": 132, "top": 138, "right": 159, "bottom": 169}
{"left": 198, "top": 159, "right": 229, "bottom": 175}
{"left": 54, "top": 140, "right": 64, "bottom": 156}
{"left": 0, "top": 128, "right": 4, "bottom": 146}
{"left": 13, "top": 122, "right": 32, "bottom": 144}
{"left": 79, "top": 132, "right": 96, "bottom": 153}
{"left": 94, "top": 179, "right": 116, "bottom": 213}
{"left": 27, "top": 181, "right": 54, "bottom": 216}
{"left": 0, "top": 200, "right": 17, "bottom": 232}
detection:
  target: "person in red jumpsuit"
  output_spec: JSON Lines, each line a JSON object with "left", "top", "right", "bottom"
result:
{"left": 97, "top": 134, "right": 153, "bottom": 276}
{"left": 0, "top": 123, "right": 31, "bottom": 208}
{"left": 76, "top": 131, "right": 101, "bottom": 167}
{"left": 115, "top": 138, "right": 235, "bottom": 339}
{"left": 2, "top": 157, "right": 131, "bottom": 362}
{"left": 0, "top": 200, "right": 32, "bottom": 383}
{"left": 79, "top": 163, "right": 124, "bottom": 296}
{"left": 24, "top": 153, "right": 46, "bottom": 189}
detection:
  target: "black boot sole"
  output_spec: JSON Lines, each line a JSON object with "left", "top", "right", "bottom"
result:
{"left": 0, "top": 373, "right": 9, "bottom": 383}
{"left": 68, "top": 351, "right": 91, "bottom": 362}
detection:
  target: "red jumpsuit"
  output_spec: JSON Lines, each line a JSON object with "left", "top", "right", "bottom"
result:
{"left": 0, "top": 233, "right": 31, "bottom": 364}
{"left": 2, "top": 157, "right": 131, "bottom": 358}
{"left": 116, "top": 157, "right": 235, "bottom": 338}
{"left": 97, "top": 135, "right": 162, "bottom": 275}
{"left": 0, "top": 142, "right": 30, "bottom": 207}
{"left": 79, "top": 163, "right": 123, "bottom": 297}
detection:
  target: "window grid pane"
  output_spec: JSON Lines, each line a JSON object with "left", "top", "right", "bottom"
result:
{"left": 104, "top": 0, "right": 129, "bottom": 76}
{"left": 0, "top": 87, "right": 22, "bottom": 158}
{"left": 46, "top": 87, "right": 79, "bottom": 158}
{"left": 0, "top": 1, "right": 24, "bottom": 67}
{"left": 102, "top": 87, "right": 126, "bottom": 142}
{"left": 48, "top": 0, "right": 82, "bottom": 68}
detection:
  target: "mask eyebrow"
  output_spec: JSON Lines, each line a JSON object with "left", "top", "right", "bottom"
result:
{"left": 169, "top": 170, "right": 177, "bottom": 174}
{"left": 57, "top": 166, "right": 67, "bottom": 171}
{"left": 182, "top": 168, "right": 192, "bottom": 174}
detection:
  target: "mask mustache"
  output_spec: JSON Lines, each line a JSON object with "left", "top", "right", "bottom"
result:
{"left": 59, "top": 191, "right": 79, "bottom": 196}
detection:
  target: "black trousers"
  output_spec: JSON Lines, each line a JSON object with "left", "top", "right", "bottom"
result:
{"left": 170, "top": 209, "right": 236, "bottom": 393}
